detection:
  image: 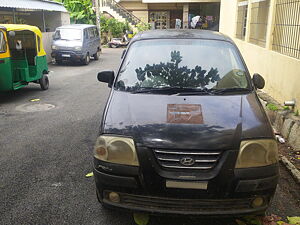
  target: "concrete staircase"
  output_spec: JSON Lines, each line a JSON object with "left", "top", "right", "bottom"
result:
{"left": 100, "top": 0, "right": 142, "bottom": 31}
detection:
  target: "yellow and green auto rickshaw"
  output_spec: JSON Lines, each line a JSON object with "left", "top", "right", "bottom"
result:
{"left": 0, "top": 24, "right": 49, "bottom": 91}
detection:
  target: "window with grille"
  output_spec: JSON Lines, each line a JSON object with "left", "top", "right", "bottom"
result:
{"left": 272, "top": 0, "right": 300, "bottom": 59}
{"left": 236, "top": 1, "right": 249, "bottom": 40}
{"left": 249, "top": 0, "right": 270, "bottom": 47}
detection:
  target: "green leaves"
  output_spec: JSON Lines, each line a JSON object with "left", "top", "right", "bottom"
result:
{"left": 100, "top": 16, "right": 131, "bottom": 38}
{"left": 287, "top": 217, "right": 300, "bottom": 225}
{"left": 54, "top": 0, "right": 96, "bottom": 24}
{"left": 133, "top": 213, "right": 150, "bottom": 225}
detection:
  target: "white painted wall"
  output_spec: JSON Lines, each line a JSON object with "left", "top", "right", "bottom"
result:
{"left": 219, "top": 0, "right": 300, "bottom": 111}
{"left": 42, "top": 32, "right": 54, "bottom": 63}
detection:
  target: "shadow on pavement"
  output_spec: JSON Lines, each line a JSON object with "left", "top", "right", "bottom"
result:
{"left": 0, "top": 86, "right": 44, "bottom": 104}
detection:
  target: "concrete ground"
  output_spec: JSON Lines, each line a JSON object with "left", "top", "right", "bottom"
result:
{"left": 0, "top": 48, "right": 299, "bottom": 225}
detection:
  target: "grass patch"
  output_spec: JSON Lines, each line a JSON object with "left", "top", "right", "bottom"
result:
{"left": 266, "top": 103, "right": 280, "bottom": 111}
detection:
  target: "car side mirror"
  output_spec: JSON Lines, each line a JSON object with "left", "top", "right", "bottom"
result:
{"left": 252, "top": 73, "right": 265, "bottom": 89}
{"left": 121, "top": 49, "right": 126, "bottom": 59}
{"left": 97, "top": 71, "right": 115, "bottom": 88}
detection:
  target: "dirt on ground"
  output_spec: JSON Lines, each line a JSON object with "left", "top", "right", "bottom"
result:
{"left": 278, "top": 142, "right": 300, "bottom": 170}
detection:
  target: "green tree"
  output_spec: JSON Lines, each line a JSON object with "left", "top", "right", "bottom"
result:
{"left": 55, "top": 0, "right": 96, "bottom": 24}
{"left": 134, "top": 50, "right": 220, "bottom": 88}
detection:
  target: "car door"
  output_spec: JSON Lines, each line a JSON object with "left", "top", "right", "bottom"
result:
{"left": 87, "top": 28, "right": 94, "bottom": 56}
{"left": 94, "top": 27, "right": 100, "bottom": 52}
{"left": 83, "top": 29, "right": 89, "bottom": 56}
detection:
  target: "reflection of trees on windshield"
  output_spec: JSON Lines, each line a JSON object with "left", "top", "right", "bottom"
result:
{"left": 133, "top": 50, "right": 220, "bottom": 89}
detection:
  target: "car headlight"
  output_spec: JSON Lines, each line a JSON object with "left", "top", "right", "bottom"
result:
{"left": 235, "top": 139, "right": 278, "bottom": 168}
{"left": 52, "top": 45, "right": 57, "bottom": 50}
{"left": 94, "top": 136, "right": 139, "bottom": 166}
{"left": 74, "top": 46, "right": 82, "bottom": 51}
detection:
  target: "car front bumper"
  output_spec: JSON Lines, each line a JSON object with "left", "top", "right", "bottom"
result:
{"left": 94, "top": 158, "right": 279, "bottom": 216}
{"left": 51, "top": 50, "right": 84, "bottom": 61}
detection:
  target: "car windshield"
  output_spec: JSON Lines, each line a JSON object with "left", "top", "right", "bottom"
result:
{"left": 0, "top": 31, "right": 6, "bottom": 53}
{"left": 54, "top": 28, "right": 82, "bottom": 40}
{"left": 115, "top": 39, "right": 250, "bottom": 93}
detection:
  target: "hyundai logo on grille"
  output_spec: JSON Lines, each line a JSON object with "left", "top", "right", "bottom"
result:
{"left": 180, "top": 157, "right": 195, "bottom": 166}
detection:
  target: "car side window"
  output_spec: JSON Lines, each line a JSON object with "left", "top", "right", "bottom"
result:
{"left": 0, "top": 31, "right": 6, "bottom": 53}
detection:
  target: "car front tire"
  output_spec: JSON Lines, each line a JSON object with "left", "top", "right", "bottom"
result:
{"left": 83, "top": 54, "right": 90, "bottom": 65}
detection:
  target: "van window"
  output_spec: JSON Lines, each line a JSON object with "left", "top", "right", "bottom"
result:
{"left": 88, "top": 28, "right": 95, "bottom": 39}
{"left": 54, "top": 29, "right": 82, "bottom": 41}
{"left": 94, "top": 28, "right": 99, "bottom": 37}
{"left": 0, "top": 31, "right": 6, "bottom": 53}
{"left": 84, "top": 29, "right": 89, "bottom": 39}
{"left": 116, "top": 39, "right": 249, "bottom": 91}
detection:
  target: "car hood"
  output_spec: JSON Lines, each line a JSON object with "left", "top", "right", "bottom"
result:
{"left": 103, "top": 91, "right": 273, "bottom": 150}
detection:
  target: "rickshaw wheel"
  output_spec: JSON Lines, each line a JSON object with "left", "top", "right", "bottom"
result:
{"left": 40, "top": 74, "right": 49, "bottom": 90}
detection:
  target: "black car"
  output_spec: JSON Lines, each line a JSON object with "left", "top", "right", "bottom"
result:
{"left": 93, "top": 30, "right": 279, "bottom": 216}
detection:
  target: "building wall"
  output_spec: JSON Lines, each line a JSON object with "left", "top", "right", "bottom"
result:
{"left": 119, "top": 1, "right": 149, "bottom": 22}
{"left": 0, "top": 9, "right": 70, "bottom": 62}
{"left": 142, "top": 0, "right": 219, "bottom": 3}
{"left": 42, "top": 31, "right": 55, "bottom": 63}
{"left": 220, "top": 0, "right": 300, "bottom": 111}
{"left": 60, "top": 12, "right": 71, "bottom": 26}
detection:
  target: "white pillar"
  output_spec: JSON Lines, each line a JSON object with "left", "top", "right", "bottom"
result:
{"left": 183, "top": 3, "right": 189, "bottom": 29}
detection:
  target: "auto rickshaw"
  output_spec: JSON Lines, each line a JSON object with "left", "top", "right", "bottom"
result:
{"left": 0, "top": 24, "right": 49, "bottom": 91}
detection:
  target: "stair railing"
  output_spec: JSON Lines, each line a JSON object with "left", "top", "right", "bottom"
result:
{"left": 102, "top": 0, "right": 143, "bottom": 25}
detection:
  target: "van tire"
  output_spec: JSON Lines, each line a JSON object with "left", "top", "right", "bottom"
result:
{"left": 40, "top": 74, "right": 49, "bottom": 90}
{"left": 93, "top": 51, "right": 100, "bottom": 60}
{"left": 83, "top": 54, "right": 90, "bottom": 65}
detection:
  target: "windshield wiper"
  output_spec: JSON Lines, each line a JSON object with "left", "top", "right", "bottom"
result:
{"left": 131, "top": 87, "right": 251, "bottom": 95}
{"left": 209, "top": 87, "right": 252, "bottom": 94}
{"left": 175, "top": 87, "right": 252, "bottom": 96}
{"left": 131, "top": 87, "right": 183, "bottom": 94}
{"left": 131, "top": 87, "right": 211, "bottom": 95}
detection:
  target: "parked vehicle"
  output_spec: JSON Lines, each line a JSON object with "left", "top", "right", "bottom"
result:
{"left": 0, "top": 24, "right": 49, "bottom": 91}
{"left": 94, "top": 30, "right": 279, "bottom": 216}
{"left": 51, "top": 24, "right": 101, "bottom": 65}
{"left": 108, "top": 38, "right": 128, "bottom": 48}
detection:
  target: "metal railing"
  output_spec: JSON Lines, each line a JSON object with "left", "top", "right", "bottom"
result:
{"left": 249, "top": 0, "right": 270, "bottom": 47}
{"left": 102, "top": 0, "right": 143, "bottom": 25}
{"left": 236, "top": 2, "right": 248, "bottom": 40}
{"left": 272, "top": 0, "right": 300, "bottom": 59}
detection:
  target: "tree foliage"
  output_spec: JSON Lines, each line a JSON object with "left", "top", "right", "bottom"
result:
{"left": 100, "top": 16, "right": 130, "bottom": 37}
{"left": 54, "top": 0, "right": 96, "bottom": 24}
{"left": 134, "top": 50, "right": 220, "bottom": 88}
{"left": 136, "top": 22, "right": 151, "bottom": 32}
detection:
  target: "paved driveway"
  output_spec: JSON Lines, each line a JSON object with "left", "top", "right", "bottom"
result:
{"left": 0, "top": 49, "right": 299, "bottom": 225}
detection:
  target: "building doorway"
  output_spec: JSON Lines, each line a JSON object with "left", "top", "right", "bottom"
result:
{"left": 189, "top": 3, "right": 220, "bottom": 31}
{"left": 149, "top": 11, "right": 170, "bottom": 29}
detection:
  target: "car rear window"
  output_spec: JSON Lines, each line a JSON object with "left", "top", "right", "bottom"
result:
{"left": 116, "top": 39, "right": 250, "bottom": 91}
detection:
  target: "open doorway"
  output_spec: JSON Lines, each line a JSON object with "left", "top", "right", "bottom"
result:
{"left": 189, "top": 3, "right": 220, "bottom": 31}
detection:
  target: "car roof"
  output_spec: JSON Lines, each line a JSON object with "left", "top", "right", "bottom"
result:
{"left": 132, "top": 29, "right": 233, "bottom": 43}
{"left": 56, "top": 24, "right": 96, "bottom": 30}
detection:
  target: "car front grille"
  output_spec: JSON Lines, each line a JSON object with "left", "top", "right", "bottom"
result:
{"left": 153, "top": 149, "right": 222, "bottom": 170}
{"left": 112, "top": 192, "right": 254, "bottom": 212}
